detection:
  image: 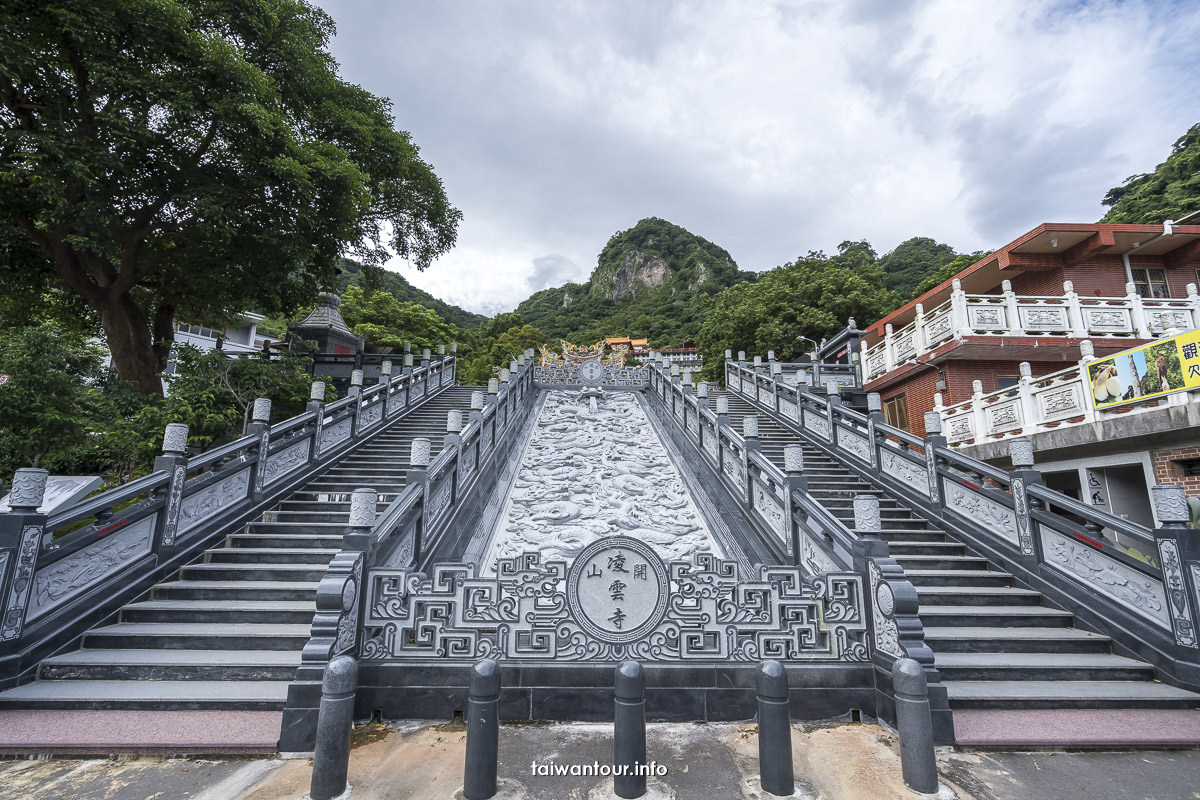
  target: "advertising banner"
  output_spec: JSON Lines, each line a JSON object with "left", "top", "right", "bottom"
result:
{"left": 1087, "top": 328, "right": 1200, "bottom": 410}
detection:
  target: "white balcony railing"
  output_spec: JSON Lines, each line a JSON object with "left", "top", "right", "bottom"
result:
{"left": 936, "top": 338, "right": 1199, "bottom": 446}
{"left": 862, "top": 279, "right": 1200, "bottom": 383}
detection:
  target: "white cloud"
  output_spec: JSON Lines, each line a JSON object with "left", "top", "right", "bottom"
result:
{"left": 317, "top": 0, "right": 1200, "bottom": 314}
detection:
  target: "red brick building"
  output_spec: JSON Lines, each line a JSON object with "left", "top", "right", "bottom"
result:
{"left": 860, "top": 218, "right": 1200, "bottom": 527}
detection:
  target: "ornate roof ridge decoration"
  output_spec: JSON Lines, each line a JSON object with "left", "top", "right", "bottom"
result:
{"left": 361, "top": 539, "right": 868, "bottom": 663}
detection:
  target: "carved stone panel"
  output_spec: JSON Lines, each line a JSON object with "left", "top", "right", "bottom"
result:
{"left": 319, "top": 418, "right": 352, "bottom": 453}
{"left": 1037, "top": 385, "right": 1084, "bottom": 421}
{"left": 943, "top": 479, "right": 1018, "bottom": 545}
{"left": 1083, "top": 307, "right": 1132, "bottom": 333}
{"left": 985, "top": 400, "right": 1022, "bottom": 434}
{"left": 881, "top": 449, "right": 927, "bottom": 496}
{"left": 1019, "top": 306, "right": 1068, "bottom": 331}
{"left": 27, "top": 516, "right": 155, "bottom": 621}
{"left": 778, "top": 398, "right": 798, "bottom": 421}
{"left": 1148, "top": 310, "right": 1191, "bottom": 332}
{"left": 968, "top": 305, "right": 1006, "bottom": 329}
{"left": 923, "top": 313, "right": 953, "bottom": 345}
{"left": 945, "top": 415, "right": 974, "bottom": 444}
{"left": 1156, "top": 539, "right": 1198, "bottom": 648}
{"left": 838, "top": 430, "right": 871, "bottom": 464}
{"left": 179, "top": 468, "right": 251, "bottom": 534}
{"left": 802, "top": 408, "right": 830, "bottom": 440}
{"left": 1042, "top": 529, "right": 1171, "bottom": 630}
{"left": 359, "top": 402, "right": 383, "bottom": 431}
{"left": 0, "top": 525, "right": 41, "bottom": 640}
{"left": 263, "top": 439, "right": 311, "bottom": 486}
{"left": 752, "top": 481, "right": 786, "bottom": 541}
{"left": 868, "top": 560, "right": 902, "bottom": 658}
{"left": 893, "top": 333, "right": 916, "bottom": 362}
{"left": 361, "top": 547, "right": 867, "bottom": 663}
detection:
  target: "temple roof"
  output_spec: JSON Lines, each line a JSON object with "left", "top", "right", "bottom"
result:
{"left": 289, "top": 292, "right": 364, "bottom": 348}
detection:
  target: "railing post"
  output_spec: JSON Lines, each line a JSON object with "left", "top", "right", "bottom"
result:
{"left": 309, "top": 381, "right": 327, "bottom": 460}
{"left": 248, "top": 398, "right": 272, "bottom": 502}
{"left": 1127, "top": 281, "right": 1153, "bottom": 338}
{"left": 154, "top": 423, "right": 190, "bottom": 551}
{"left": 866, "top": 392, "right": 883, "bottom": 472}
{"left": 969, "top": 380, "right": 988, "bottom": 443}
{"left": 755, "top": 660, "right": 795, "bottom": 797}
{"left": 784, "top": 444, "right": 807, "bottom": 565}
{"left": 1003, "top": 279, "right": 1021, "bottom": 334}
{"left": 1008, "top": 438, "right": 1043, "bottom": 566}
{"left": 893, "top": 658, "right": 939, "bottom": 794}
{"left": 741, "top": 415, "right": 759, "bottom": 505}
{"left": 883, "top": 324, "right": 896, "bottom": 373}
{"left": 922, "top": 412, "right": 945, "bottom": 506}
{"left": 348, "top": 370, "right": 364, "bottom": 437}
{"left": 853, "top": 493, "right": 889, "bottom": 560}
{"left": 469, "top": 391, "right": 485, "bottom": 426}
{"left": 1064, "top": 280, "right": 1086, "bottom": 337}
{"left": 1189, "top": 283, "right": 1200, "bottom": 330}
{"left": 825, "top": 383, "right": 840, "bottom": 450}
{"left": 309, "top": 655, "right": 358, "bottom": 800}
{"left": 949, "top": 279, "right": 970, "bottom": 337}
{"left": 409, "top": 438, "right": 431, "bottom": 564}
{"left": 345, "top": 488, "right": 377, "bottom": 554}
{"left": 614, "top": 660, "right": 647, "bottom": 799}
{"left": 0, "top": 469, "right": 48, "bottom": 661}
{"left": 1016, "top": 361, "right": 1039, "bottom": 434}
{"left": 1077, "top": 341, "right": 1099, "bottom": 425}
{"left": 1150, "top": 486, "right": 1200, "bottom": 674}
{"left": 402, "top": 348, "right": 414, "bottom": 376}
{"left": 464, "top": 658, "right": 501, "bottom": 800}
{"left": 445, "top": 410, "right": 463, "bottom": 504}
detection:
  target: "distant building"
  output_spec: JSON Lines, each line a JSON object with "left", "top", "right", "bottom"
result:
{"left": 604, "top": 336, "right": 651, "bottom": 355}
{"left": 859, "top": 216, "right": 1200, "bottom": 526}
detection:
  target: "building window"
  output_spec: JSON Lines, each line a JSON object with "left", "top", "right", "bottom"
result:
{"left": 883, "top": 394, "right": 908, "bottom": 430}
{"left": 176, "top": 322, "right": 219, "bottom": 339}
{"left": 1131, "top": 268, "right": 1170, "bottom": 299}
{"left": 997, "top": 376, "right": 1019, "bottom": 390}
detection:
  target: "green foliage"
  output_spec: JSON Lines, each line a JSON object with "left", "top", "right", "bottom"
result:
{"left": 461, "top": 324, "right": 545, "bottom": 385}
{"left": 0, "top": 324, "right": 110, "bottom": 473}
{"left": 696, "top": 242, "right": 901, "bottom": 381}
{"left": 338, "top": 285, "right": 462, "bottom": 352}
{"left": 878, "top": 237, "right": 960, "bottom": 299}
{"left": 337, "top": 259, "right": 486, "bottom": 329}
{"left": 1102, "top": 122, "right": 1200, "bottom": 223}
{"left": 0, "top": 0, "right": 460, "bottom": 394}
{"left": 911, "top": 252, "right": 992, "bottom": 298}
{"left": 515, "top": 218, "right": 755, "bottom": 347}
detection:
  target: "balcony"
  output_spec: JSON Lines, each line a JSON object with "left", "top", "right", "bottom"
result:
{"left": 862, "top": 278, "right": 1200, "bottom": 383}
{"left": 935, "top": 338, "right": 1198, "bottom": 446}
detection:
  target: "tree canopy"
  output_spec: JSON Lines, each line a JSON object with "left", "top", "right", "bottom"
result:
{"left": 338, "top": 285, "right": 463, "bottom": 353}
{"left": 696, "top": 242, "right": 901, "bottom": 380}
{"left": 878, "top": 237, "right": 960, "bottom": 300}
{"left": 1102, "top": 122, "right": 1200, "bottom": 223}
{"left": 0, "top": 0, "right": 461, "bottom": 395}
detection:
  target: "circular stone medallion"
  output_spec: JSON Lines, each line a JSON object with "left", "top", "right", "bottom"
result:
{"left": 579, "top": 358, "right": 605, "bottom": 386}
{"left": 566, "top": 536, "right": 669, "bottom": 645}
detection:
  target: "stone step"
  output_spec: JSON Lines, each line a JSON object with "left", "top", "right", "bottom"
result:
{"left": 891, "top": 554, "right": 992, "bottom": 570}
{"left": 81, "top": 622, "right": 312, "bottom": 651}
{"left": 204, "top": 547, "right": 340, "bottom": 565}
{"left": 0, "top": 680, "right": 290, "bottom": 711}
{"left": 944, "top": 680, "right": 1200, "bottom": 710}
{"left": 934, "top": 653, "right": 1156, "bottom": 682}
{"left": 263, "top": 511, "right": 361, "bottom": 523}
{"left": 924, "top": 626, "right": 1112, "bottom": 654}
{"left": 905, "top": 569, "right": 1015, "bottom": 587}
{"left": 918, "top": 605, "right": 1074, "bottom": 628}
{"left": 228, "top": 533, "right": 344, "bottom": 549}
{"left": 914, "top": 585, "right": 1044, "bottom": 606}
{"left": 878, "top": 530, "right": 950, "bottom": 543}
{"left": 38, "top": 649, "right": 301, "bottom": 681}
{"left": 180, "top": 563, "right": 330, "bottom": 582}
{"left": 885, "top": 541, "right": 968, "bottom": 556}
{"left": 244, "top": 521, "right": 348, "bottom": 536}
{"left": 151, "top": 580, "right": 319, "bottom": 602}
{"left": 120, "top": 599, "right": 315, "bottom": 624}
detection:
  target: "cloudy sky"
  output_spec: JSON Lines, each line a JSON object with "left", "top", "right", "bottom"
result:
{"left": 316, "top": 0, "right": 1200, "bottom": 315}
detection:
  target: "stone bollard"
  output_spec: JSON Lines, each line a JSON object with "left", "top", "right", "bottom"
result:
{"left": 756, "top": 660, "right": 795, "bottom": 797}
{"left": 464, "top": 658, "right": 501, "bottom": 800}
{"left": 309, "top": 656, "right": 358, "bottom": 800}
{"left": 893, "top": 658, "right": 938, "bottom": 794}
{"left": 614, "top": 661, "right": 647, "bottom": 799}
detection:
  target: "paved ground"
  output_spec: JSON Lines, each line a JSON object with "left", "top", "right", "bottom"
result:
{"left": 1, "top": 721, "right": 1197, "bottom": 800}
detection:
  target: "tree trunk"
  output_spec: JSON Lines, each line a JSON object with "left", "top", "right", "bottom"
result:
{"left": 98, "top": 295, "right": 173, "bottom": 397}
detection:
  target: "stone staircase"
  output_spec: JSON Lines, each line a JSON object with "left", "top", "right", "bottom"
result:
{"left": 718, "top": 391, "right": 1200, "bottom": 711}
{"left": 0, "top": 386, "right": 477, "bottom": 711}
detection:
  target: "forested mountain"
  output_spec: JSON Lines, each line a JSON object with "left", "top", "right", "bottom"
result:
{"left": 336, "top": 259, "right": 487, "bottom": 329}
{"left": 1102, "top": 122, "right": 1200, "bottom": 224}
{"left": 878, "top": 237, "right": 960, "bottom": 299}
{"left": 516, "top": 218, "right": 757, "bottom": 346}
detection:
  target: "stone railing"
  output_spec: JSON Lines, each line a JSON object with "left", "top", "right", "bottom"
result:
{"left": 726, "top": 354, "right": 1200, "bottom": 693}
{"left": 0, "top": 352, "right": 458, "bottom": 687}
{"left": 862, "top": 279, "right": 1200, "bottom": 382}
{"left": 936, "top": 337, "right": 1199, "bottom": 445}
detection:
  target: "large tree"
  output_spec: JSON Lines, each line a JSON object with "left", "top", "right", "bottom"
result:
{"left": 0, "top": 0, "right": 461, "bottom": 395}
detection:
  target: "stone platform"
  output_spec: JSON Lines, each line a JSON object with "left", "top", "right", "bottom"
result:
{"left": 0, "top": 709, "right": 281, "bottom": 755}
